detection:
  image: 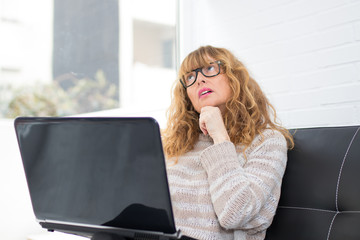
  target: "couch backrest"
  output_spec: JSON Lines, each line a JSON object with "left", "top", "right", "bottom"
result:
{"left": 265, "top": 126, "right": 360, "bottom": 240}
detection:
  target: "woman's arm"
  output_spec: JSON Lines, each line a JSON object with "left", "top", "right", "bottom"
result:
{"left": 199, "top": 129, "right": 287, "bottom": 232}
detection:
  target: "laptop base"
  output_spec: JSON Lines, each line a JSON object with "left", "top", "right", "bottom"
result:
{"left": 41, "top": 221, "right": 195, "bottom": 240}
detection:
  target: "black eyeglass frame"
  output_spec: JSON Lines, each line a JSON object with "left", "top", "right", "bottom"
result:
{"left": 179, "top": 60, "right": 222, "bottom": 89}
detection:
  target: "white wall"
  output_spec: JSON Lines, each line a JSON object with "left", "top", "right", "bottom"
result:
{"left": 0, "top": 120, "right": 44, "bottom": 239}
{"left": 179, "top": 0, "right": 360, "bottom": 128}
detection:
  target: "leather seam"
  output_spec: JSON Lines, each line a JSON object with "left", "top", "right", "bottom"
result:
{"left": 326, "top": 212, "right": 338, "bottom": 240}
{"left": 277, "top": 206, "right": 360, "bottom": 213}
{"left": 335, "top": 127, "right": 360, "bottom": 211}
{"left": 277, "top": 206, "right": 336, "bottom": 213}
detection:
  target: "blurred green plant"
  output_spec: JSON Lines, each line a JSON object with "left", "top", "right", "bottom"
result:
{"left": 1, "top": 70, "right": 118, "bottom": 118}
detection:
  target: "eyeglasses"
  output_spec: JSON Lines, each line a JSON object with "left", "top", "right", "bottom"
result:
{"left": 179, "top": 60, "right": 222, "bottom": 89}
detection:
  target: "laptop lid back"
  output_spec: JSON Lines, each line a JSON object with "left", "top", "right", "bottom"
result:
{"left": 14, "top": 117, "right": 176, "bottom": 235}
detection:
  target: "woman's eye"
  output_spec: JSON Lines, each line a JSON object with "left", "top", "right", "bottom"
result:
{"left": 206, "top": 65, "right": 215, "bottom": 72}
{"left": 186, "top": 74, "right": 195, "bottom": 82}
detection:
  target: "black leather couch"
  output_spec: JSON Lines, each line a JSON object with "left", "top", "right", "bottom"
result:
{"left": 266, "top": 125, "right": 360, "bottom": 240}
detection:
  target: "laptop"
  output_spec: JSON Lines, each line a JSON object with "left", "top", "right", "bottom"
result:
{"left": 14, "top": 117, "right": 193, "bottom": 240}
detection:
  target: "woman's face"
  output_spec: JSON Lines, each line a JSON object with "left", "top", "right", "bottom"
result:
{"left": 185, "top": 57, "right": 232, "bottom": 113}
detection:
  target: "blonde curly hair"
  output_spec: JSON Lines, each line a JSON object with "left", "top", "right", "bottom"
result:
{"left": 162, "top": 45, "right": 293, "bottom": 159}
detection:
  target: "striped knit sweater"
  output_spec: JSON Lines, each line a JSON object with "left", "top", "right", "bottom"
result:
{"left": 166, "top": 129, "right": 288, "bottom": 240}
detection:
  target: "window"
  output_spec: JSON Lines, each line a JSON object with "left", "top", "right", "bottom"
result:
{"left": 0, "top": 0, "right": 177, "bottom": 118}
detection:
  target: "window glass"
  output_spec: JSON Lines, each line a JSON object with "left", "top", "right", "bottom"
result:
{"left": 0, "top": 0, "right": 176, "bottom": 118}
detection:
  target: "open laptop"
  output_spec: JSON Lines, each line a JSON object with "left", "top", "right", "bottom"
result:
{"left": 14, "top": 117, "right": 193, "bottom": 240}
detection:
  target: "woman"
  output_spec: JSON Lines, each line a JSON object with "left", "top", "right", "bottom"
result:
{"left": 162, "top": 45, "right": 293, "bottom": 240}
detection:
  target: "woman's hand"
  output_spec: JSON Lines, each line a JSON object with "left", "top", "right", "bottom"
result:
{"left": 199, "top": 106, "right": 230, "bottom": 144}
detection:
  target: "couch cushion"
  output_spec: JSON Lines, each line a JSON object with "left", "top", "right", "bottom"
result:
{"left": 266, "top": 126, "right": 360, "bottom": 240}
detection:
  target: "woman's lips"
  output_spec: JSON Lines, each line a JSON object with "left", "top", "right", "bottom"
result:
{"left": 198, "top": 88, "right": 213, "bottom": 98}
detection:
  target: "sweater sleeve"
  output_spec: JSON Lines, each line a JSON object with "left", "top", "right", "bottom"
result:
{"left": 199, "top": 129, "right": 287, "bottom": 232}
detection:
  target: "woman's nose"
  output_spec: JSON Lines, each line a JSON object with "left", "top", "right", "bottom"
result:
{"left": 197, "top": 78, "right": 205, "bottom": 85}
{"left": 197, "top": 73, "right": 207, "bottom": 85}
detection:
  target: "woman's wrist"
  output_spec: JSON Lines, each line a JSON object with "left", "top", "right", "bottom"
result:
{"left": 213, "top": 132, "right": 230, "bottom": 144}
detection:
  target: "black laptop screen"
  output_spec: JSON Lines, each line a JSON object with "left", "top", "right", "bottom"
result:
{"left": 15, "top": 117, "right": 176, "bottom": 234}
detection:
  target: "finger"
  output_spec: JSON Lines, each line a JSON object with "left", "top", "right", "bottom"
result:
{"left": 199, "top": 113, "right": 208, "bottom": 135}
{"left": 200, "top": 121, "right": 208, "bottom": 135}
{"left": 199, "top": 106, "right": 229, "bottom": 142}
